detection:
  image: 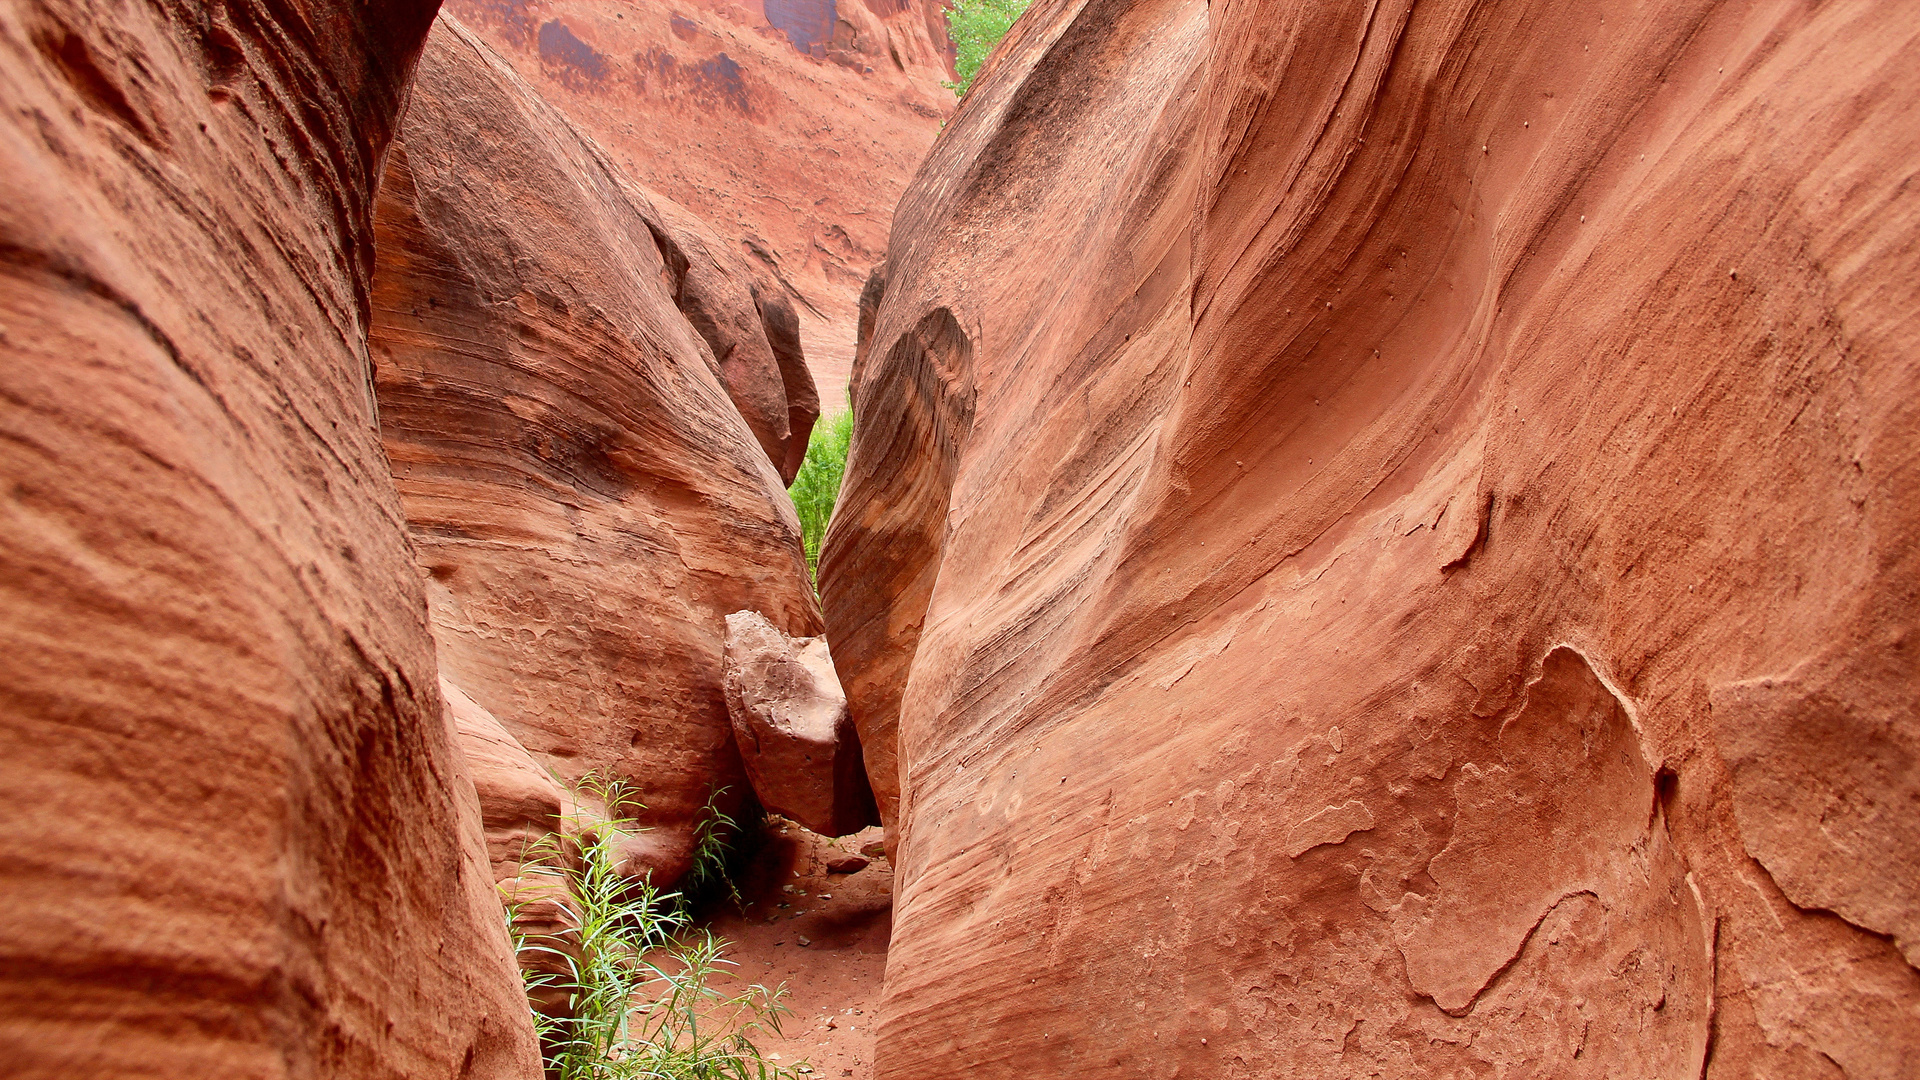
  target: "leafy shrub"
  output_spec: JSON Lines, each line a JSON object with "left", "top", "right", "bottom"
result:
{"left": 945, "top": 0, "right": 1032, "bottom": 94}
{"left": 790, "top": 408, "right": 853, "bottom": 581}
{"left": 506, "top": 777, "right": 798, "bottom": 1080}
{"left": 683, "top": 788, "right": 759, "bottom": 913}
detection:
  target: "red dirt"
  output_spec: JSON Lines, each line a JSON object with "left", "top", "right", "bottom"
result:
{"left": 702, "top": 818, "right": 893, "bottom": 1078}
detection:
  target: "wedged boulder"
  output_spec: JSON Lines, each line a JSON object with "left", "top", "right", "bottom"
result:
{"left": 822, "top": 0, "right": 1920, "bottom": 1077}
{"left": 371, "top": 15, "right": 824, "bottom": 886}
{"left": 723, "top": 610, "right": 879, "bottom": 837}
{"left": 0, "top": 2, "right": 538, "bottom": 1077}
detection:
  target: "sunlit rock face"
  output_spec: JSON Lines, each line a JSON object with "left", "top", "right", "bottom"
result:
{"left": 445, "top": 0, "right": 958, "bottom": 407}
{"left": 370, "top": 16, "right": 824, "bottom": 887}
{"left": 0, "top": 2, "right": 540, "bottom": 1077}
{"left": 821, "top": 0, "right": 1920, "bottom": 1076}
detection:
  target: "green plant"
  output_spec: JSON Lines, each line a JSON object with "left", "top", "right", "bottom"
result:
{"left": 945, "top": 0, "right": 1032, "bottom": 95}
{"left": 506, "top": 777, "right": 799, "bottom": 1080}
{"left": 789, "top": 407, "right": 853, "bottom": 580}
{"left": 683, "top": 788, "right": 751, "bottom": 912}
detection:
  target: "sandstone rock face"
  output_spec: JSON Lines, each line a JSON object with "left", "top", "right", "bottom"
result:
{"left": 644, "top": 185, "right": 820, "bottom": 483}
{"left": 822, "top": 0, "right": 1920, "bottom": 1076}
{"left": 723, "top": 610, "right": 878, "bottom": 836}
{"left": 444, "top": 677, "right": 569, "bottom": 884}
{"left": 0, "top": 3, "right": 539, "bottom": 1077}
{"left": 442, "top": 677, "right": 577, "bottom": 1031}
{"left": 372, "top": 16, "right": 824, "bottom": 886}
{"left": 445, "top": 0, "right": 959, "bottom": 406}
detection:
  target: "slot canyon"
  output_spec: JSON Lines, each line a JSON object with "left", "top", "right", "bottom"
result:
{"left": 0, "top": 1, "right": 1914, "bottom": 1078}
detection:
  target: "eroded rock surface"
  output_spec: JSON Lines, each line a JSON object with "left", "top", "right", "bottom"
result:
{"left": 372, "top": 16, "right": 823, "bottom": 885}
{"left": 0, "top": 2, "right": 539, "bottom": 1076}
{"left": 724, "top": 610, "right": 878, "bottom": 837}
{"left": 443, "top": 677, "right": 577, "bottom": 1027}
{"left": 822, "top": 0, "right": 1920, "bottom": 1076}
{"left": 444, "top": 676, "right": 568, "bottom": 884}
{"left": 644, "top": 188, "right": 820, "bottom": 483}
{"left": 447, "top": 0, "right": 959, "bottom": 405}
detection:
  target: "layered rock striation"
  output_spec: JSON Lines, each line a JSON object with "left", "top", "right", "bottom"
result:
{"left": 371, "top": 15, "right": 825, "bottom": 886}
{"left": 823, "top": 0, "right": 1920, "bottom": 1076}
{"left": 446, "top": 0, "right": 959, "bottom": 405}
{"left": 0, "top": 2, "right": 539, "bottom": 1076}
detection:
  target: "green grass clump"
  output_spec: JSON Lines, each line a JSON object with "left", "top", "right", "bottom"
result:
{"left": 507, "top": 777, "right": 798, "bottom": 1080}
{"left": 945, "top": 0, "right": 1032, "bottom": 94}
{"left": 790, "top": 408, "right": 853, "bottom": 580}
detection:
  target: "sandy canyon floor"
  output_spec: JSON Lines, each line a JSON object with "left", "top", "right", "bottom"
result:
{"left": 699, "top": 818, "right": 894, "bottom": 1078}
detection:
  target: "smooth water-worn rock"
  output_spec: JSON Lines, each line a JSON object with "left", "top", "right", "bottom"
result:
{"left": 446, "top": 0, "right": 958, "bottom": 406}
{"left": 822, "top": 0, "right": 1920, "bottom": 1076}
{"left": 443, "top": 677, "right": 577, "bottom": 1030}
{"left": 372, "top": 16, "right": 823, "bottom": 886}
{"left": 723, "top": 610, "right": 878, "bottom": 837}
{"left": 641, "top": 186, "right": 820, "bottom": 483}
{"left": 0, "top": 2, "right": 540, "bottom": 1077}
{"left": 444, "top": 677, "right": 568, "bottom": 884}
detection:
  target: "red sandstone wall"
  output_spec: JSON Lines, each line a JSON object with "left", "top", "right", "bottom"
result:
{"left": 445, "top": 0, "right": 957, "bottom": 406}
{"left": 823, "top": 0, "right": 1920, "bottom": 1076}
{"left": 0, "top": 2, "right": 540, "bottom": 1076}
{"left": 371, "top": 16, "right": 827, "bottom": 884}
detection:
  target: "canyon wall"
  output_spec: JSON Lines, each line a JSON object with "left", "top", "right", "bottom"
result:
{"left": 822, "top": 0, "right": 1920, "bottom": 1077}
{"left": 371, "top": 16, "right": 855, "bottom": 883}
{"left": 445, "top": 0, "right": 958, "bottom": 405}
{"left": 0, "top": 2, "right": 539, "bottom": 1077}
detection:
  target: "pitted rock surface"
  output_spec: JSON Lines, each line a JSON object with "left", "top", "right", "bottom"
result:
{"left": 821, "top": 0, "right": 1920, "bottom": 1076}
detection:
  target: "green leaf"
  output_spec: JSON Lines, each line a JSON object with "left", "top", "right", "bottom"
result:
{"left": 790, "top": 406, "right": 854, "bottom": 583}
{"left": 945, "top": 0, "right": 1032, "bottom": 95}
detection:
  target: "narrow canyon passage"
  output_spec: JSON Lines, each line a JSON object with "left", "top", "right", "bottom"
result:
{"left": 1, "top": 1, "right": 1916, "bottom": 1079}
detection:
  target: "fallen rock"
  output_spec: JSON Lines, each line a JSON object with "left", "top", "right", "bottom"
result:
{"left": 0, "top": 2, "right": 538, "bottom": 1076}
{"left": 826, "top": 853, "right": 872, "bottom": 875}
{"left": 371, "top": 16, "right": 823, "bottom": 885}
{"left": 822, "top": 0, "right": 1920, "bottom": 1076}
{"left": 723, "top": 610, "right": 879, "bottom": 837}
